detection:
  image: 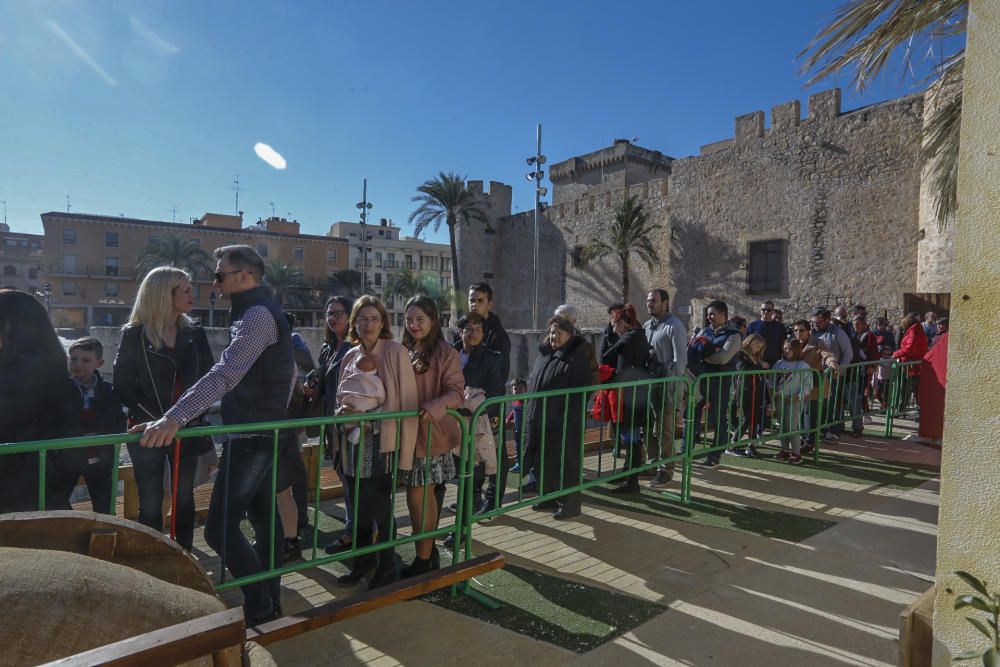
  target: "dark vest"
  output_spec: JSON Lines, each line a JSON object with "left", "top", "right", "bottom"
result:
{"left": 221, "top": 285, "right": 294, "bottom": 426}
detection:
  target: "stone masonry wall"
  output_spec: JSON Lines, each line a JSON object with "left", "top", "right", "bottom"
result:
{"left": 549, "top": 89, "right": 927, "bottom": 328}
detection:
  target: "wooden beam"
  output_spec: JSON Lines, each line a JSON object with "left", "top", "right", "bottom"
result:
{"left": 247, "top": 552, "right": 506, "bottom": 646}
{"left": 40, "top": 607, "right": 246, "bottom": 667}
{"left": 87, "top": 529, "right": 118, "bottom": 561}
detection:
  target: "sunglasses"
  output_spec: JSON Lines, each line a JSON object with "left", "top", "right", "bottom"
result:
{"left": 760, "top": 307, "right": 773, "bottom": 312}
{"left": 213, "top": 269, "right": 243, "bottom": 283}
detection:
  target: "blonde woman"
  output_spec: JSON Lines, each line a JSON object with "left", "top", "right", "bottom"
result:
{"left": 113, "top": 267, "right": 214, "bottom": 550}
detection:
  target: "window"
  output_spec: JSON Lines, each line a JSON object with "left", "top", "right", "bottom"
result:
{"left": 104, "top": 282, "right": 119, "bottom": 297}
{"left": 105, "top": 257, "right": 120, "bottom": 276}
{"left": 420, "top": 256, "right": 437, "bottom": 271}
{"left": 396, "top": 313, "right": 404, "bottom": 327}
{"left": 404, "top": 255, "right": 415, "bottom": 269}
{"left": 63, "top": 228, "right": 77, "bottom": 244}
{"left": 62, "top": 280, "right": 77, "bottom": 295}
{"left": 258, "top": 244, "right": 269, "bottom": 258}
{"left": 3, "top": 265, "right": 15, "bottom": 277}
{"left": 441, "top": 257, "right": 451, "bottom": 272}
{"left": 374, "top": 272, "right": 382, "bottom": 287}
{"left": 747, "top": 240, "right": 785, "bottom": 294}
{"left": 326, "top": 249, "right": 338, "bottom": 263}
{"left": 386, "top": 252, "right": 395, "bottom": 268}
{"left": 374, "top": 252, "right": 382, "bottom": 267}
{"left": 4, "top": 239, "right": 15, "bottom": 247}
{"left": 105, "top": 231, "right": 119, "bottom": 247}
{"left": 62, "top": 254, "right": 77, "bottom": 274}
{"left": 294, "top": 246, "right": 304, "bottom": 261}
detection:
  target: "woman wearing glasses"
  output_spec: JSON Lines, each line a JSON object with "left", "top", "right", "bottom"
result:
{"left": 305, "top": 295, "right": 356, "bottom": 555}
{"left": 113, "top": 267, "right": 214, "bottom": 551}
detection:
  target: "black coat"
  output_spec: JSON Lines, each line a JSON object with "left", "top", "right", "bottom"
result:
{"left": 0, "top": 352, "right": 80, "bottom": 513}
{"left": 523, "top": 335, "right": 598, "bottom": 492}
{"left": 69, "top": 371, "right": 127, "bottom": 437}
{"left": 453, "top": 312, "right": 511, "bottom": 380}
{"left": 600, "top": 327, "right": 651, "bottom": 429}
{"left": 454, "top": 342, "right": 505, "bottom": 421}
{"left": 599, "top": 322, "right": 620, "bottom": 360}
{"left": 113, "top": 324, "right": 214, "bottom": 422}
{"left": 314, "top": 339, "right": 354, "bottom": 416}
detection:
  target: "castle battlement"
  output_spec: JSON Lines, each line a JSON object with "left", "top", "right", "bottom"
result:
{"left": 550, "top": 178, "right": 669, "bottom": 220}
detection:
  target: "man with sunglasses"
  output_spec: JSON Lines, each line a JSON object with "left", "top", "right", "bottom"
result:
{"left": 748, "top": 301, "right": 786, "bottom": 367}
{"left": 136, "top": 244, "right": 294, "bottom": 626}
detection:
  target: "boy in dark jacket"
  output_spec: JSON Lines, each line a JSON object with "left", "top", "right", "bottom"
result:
{"left": 49, "top": 337, "right": 126, "bottom": 513}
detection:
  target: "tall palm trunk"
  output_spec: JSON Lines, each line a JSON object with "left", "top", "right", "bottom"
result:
{"left": 447, "top": 216, "right": 461, "bottom": 316}
{"left": 620, "top": 254, "right": 630, "bottom": 304}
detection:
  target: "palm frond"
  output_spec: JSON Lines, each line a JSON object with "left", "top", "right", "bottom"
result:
{"left": 799, "top": 0, "right": 967, "bottom": 90}
{"left": 580, "top": 196, "right": 663, "bottom": 300}
{"left": 922, "top": 77, "right": 962, "bottom": 228}
{"left": 135, "top": 235, "right": 213, "bottom": 281}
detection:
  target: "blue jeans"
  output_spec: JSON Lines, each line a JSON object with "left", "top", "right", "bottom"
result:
{"left": 127, "top": 443, "right": 198, "bottom": 551}
{"left": 204, "top": 438, "right": 283, "bottom": 621}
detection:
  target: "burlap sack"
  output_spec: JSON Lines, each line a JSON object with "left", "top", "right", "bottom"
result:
{"left": 0, "top": 546, "right": 237, "bottom": 666}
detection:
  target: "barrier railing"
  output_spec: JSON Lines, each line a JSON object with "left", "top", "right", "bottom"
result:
{"left": 815, "top": 360, "right": 886, "bottom": 438}
{"left": 884, "top": 360, "right": 923, "bottom": 437}
{"left": 687, "top": 367, "right": 824, "bottom": 468}
{"left": 0, "top": 362, "right": 926, "bottom": 596}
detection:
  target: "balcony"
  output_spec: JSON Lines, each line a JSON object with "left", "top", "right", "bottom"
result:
{"left": 354, "top": 259, "right": 373, "bottom": 269}
{"left": 48, "top": 263, "right": 133, "bottom": 280}
{"left": 383, "top": 260, "right": 400, "bottom": 270}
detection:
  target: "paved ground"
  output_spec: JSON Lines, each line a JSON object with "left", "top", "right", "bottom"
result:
{"left": 202, "top": 419, "right": 939, "bottom": 666}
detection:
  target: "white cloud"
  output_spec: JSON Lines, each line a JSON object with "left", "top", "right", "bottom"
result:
{"left": 129, "top": 16, "right": 179, "bottom": 56}
{"left": 254, "top": 143, "right": 287, "bottom": 170}
{"left": 46, "top": 20, "right": 116, "bottom": 86}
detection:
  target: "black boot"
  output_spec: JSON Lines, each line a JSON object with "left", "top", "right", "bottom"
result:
{"left": 610, "top": 475, "right": 640, "bottom": 494}
{"left": 368, "top": 550, "right": 400, "bottom": 590}
{"left": 554, "top": 493, "right": 582, "bottom": 520}
{"left": 401, "top": 549, "right": 440, "bottom": 579}
{"left": 337, "top": 553, "right": 376, "bottom": 585}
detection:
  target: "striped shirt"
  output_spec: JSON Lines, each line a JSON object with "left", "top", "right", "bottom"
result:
{"left": 165, "top": 305, "right": 295, "bottom": 427}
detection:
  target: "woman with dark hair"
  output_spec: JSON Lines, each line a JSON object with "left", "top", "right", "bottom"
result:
{"left": 524, "top": 314, "right": 599, "bottom": 519}
{"left": 399, "top": 295, "right": 464, "bottom": 577}
{"left": 0, "top": 289, "right": 79, "bottom": 513}
{"left": 304, "top": 295, "right": 358, "bottom": 555}
{"left": 599, "top": 304, "right": 650, "bottom": 493}
{"left": 330, "top": 295, "right": 417, "bottom": 588}
{"left": 113, "top": 267, "right": 214, "bottom": 550}
{"left": 892, "top": 311, "right": 929, "bottom": 412}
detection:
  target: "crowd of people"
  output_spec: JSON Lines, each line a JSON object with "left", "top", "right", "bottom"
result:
{"left": 0, "top": 246, "right": 946, "bottom": 624}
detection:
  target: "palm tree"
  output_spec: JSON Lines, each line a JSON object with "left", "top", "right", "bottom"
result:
{"left": 328, "top": 269, "right": 369, "bottom": 298}
{"left": 135, "top": 235, "right": 212, "bottom": 281}
{"left": 409, "top": 172, "right": 489, "bottom": 311}
{"left": 384, "top": 268, "right": 453, "bottom": 314}
{"left": 799, "top": 0, "right": 967, "bottom": 226}
{"left": 580, "top": 196, "right": 661, "bottom": 304}
{"left": 263, "top": 260, "right": 308, "bottom": 307}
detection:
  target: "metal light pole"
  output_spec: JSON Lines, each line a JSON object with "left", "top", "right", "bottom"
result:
{"left": 356, "top": 179, "right": 373, "bottom": 293}
{"left": 0, "top": 200, "right": 6, "bottom": 226}
{"left": 42, "top": 282, "right": 52, "bottom": 313}
{"left": 526, "top": 124, "right": 547, "bottom": 329}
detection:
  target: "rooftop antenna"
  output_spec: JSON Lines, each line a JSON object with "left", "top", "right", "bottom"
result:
{"left": 269, "top": 201, "right": 275, "bottom": 218}
{"left": 232, "top": 174, "right": 240, "bottom": 215}
{"left": 66, "top": 195, "right": 71, "bottom": 213}
{"left": 170, "top": 204, "right": 178, "bottom": 223}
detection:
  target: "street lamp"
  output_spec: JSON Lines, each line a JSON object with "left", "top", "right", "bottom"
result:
{"left": 209, "top": 290, "right": 216, "bottom": 327}
{"left": 526, "top": 124, "right": 546, "bottom": 330}
{"left": 356, "top": 179, "right": 373, "bottom": 292}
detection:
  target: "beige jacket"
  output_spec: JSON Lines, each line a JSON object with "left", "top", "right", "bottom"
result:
{"left": 336, "top": 339, "right": 419, "bottom": 466}
{"left": 802, "top": 336, "right": 839, "bottom": 400}
{"left": 411, "top": 340, "right": 465, "bottom": 467}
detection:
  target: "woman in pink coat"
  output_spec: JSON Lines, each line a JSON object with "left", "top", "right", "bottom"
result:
{"left": 400, "top": 295, "right": 465, "bottom": 577}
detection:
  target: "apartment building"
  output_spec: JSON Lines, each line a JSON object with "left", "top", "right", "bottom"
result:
{"left": 40, "top": 212, "right": 349, "bottom": 330}
{"left": 327, "top": 219, "right": 453, "bottom": 326}
{"left": 0, "top": 223, "right": 45, "bottom": 295}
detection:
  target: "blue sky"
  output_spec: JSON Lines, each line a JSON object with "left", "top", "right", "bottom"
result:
{"left": 1, "top": 1, "right": 946, "bottom": 242}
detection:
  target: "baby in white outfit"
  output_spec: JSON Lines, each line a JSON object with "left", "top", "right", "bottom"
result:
{"left": 338, "top": 354, "right": 386, "bottom": 445}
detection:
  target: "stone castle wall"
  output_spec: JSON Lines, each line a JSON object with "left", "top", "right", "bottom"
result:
{"left": 457, "top": 87, "right": 955, "bottom": 331}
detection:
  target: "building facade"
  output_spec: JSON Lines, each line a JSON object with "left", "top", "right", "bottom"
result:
{"left": 327, "top": 219, "right": 453, "bottom": 326}
{"left": 40, "top": 212, "right": 349, "bottom": 330}
{"left": 0, "top": 223, "right": 45, "bottom": 296}
{"left": 457, "top": 87, "right": 955, "bottom": 331}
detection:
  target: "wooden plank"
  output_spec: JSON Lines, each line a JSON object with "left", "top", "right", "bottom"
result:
{"left": 87, "top": 529, "right": 118, "bottom": 561}
{"left": 246, "top": 552, "right": 506, "bottom": 646}
{"left": 40, "top": 607, "right": 246, "bottom": 667}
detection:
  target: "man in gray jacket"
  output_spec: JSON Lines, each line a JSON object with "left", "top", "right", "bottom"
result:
{"left": 643, "top": 289, "right": 688, "bottom": 486}
{"left": 811, "top": 308, "right": 854, "bottom": 440}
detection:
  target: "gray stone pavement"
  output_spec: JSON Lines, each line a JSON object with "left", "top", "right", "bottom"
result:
{"left": 248, "top": 428, "right": 940, "bottom": 666}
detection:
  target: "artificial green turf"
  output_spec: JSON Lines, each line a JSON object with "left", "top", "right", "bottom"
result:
{"left": 424, "top": 562, "right": 666, "bottom": 653}
{"left": 582, "top": 486, "right": 837, "bottom": 542}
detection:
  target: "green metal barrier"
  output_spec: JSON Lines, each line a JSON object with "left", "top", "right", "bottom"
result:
{"left": 686, "top": 367, "right": 824, "bottom": 469}
{"left": 814, "top": 360, "right": 886, "bottom": 438}
{"left": 884, "top": 360, "right": 923, "bottom": 437}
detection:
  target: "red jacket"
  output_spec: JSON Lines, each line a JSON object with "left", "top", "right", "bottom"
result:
{"left": 893, "top": 323, "right": 929, "bottom": 376}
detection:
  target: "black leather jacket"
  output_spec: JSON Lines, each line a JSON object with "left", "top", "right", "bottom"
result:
{"left": 113, "top": 323, "right": 214, "bottom": 422}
